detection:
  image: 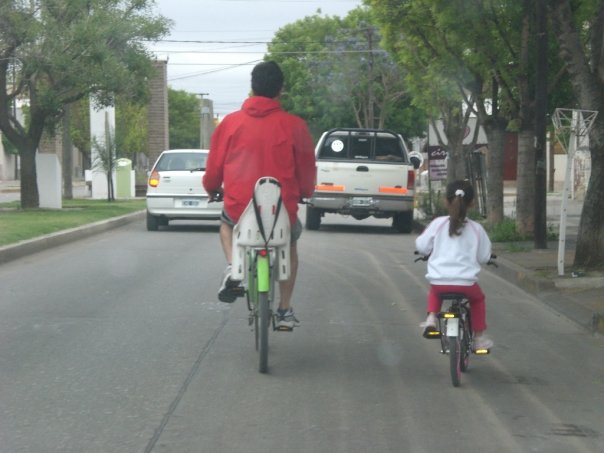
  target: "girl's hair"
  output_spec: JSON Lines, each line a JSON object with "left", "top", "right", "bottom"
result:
{"left": 446, "top": 180, "right": 475, "bottom": 236}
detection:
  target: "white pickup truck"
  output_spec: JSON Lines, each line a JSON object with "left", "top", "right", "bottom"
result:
{"left": 306, "top": 128, "right": 420, "bottom": 233}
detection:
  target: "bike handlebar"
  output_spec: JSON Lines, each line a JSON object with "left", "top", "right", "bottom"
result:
{"left": 414, "top": 251, "right": 498, "bottom": 267}
{"left": 208, "top": 191, "right": 224, "bottom": 203}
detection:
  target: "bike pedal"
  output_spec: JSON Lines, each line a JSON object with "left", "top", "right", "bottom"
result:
{"left": 473, "top": 348, "right": 491, "bottom": 355}
{"left": 422, "top": 326, "right": 441, "bottom": 339}
{"left": 275, "top": 326, "right": 294, "bottom": 332}
{"left": 231, "top": 286, "right": 245, "bottom": 297}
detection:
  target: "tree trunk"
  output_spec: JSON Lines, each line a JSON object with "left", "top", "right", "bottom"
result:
{"left": 62, "top": 107, "right": 73, "bottom": 200}
{"left": 20, "top": 145, "right": 39, "bottom": 208}
{"left": 551, "top": 0, "right": 604, "bottom": 269}
{"left": 574, "top": 118, "right": 604, "bottom": 268}
{"left": 483, "top": 124, "right": 506, "bottom": 224}
{"left": 516, "top": 128, "right": 535, "bottom": 236}
{"left": 534, "top": 0, "right": 548, "bottom": 249}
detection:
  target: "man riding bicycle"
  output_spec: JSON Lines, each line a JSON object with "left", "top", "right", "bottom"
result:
{"left": 203, "top": 61, "right": 316, "bottom": 330}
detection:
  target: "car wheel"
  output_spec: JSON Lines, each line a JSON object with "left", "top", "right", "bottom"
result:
{"left": 146, "top": 211, "right": 159, "bottom": 231}
{"left": 306, "top": 206, "right": 321, "bottom": 230}
{"left": 392, "top": 211, "right": 413, "bottom": 233}
{"left": 159, "top": 216, "right": 169, "bottom": 227}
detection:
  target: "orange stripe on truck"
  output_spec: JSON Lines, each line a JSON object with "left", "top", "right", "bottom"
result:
{"left": 315, "top": 184, "right": 345, "bottom": 192}
{"left": 379, "top": 186, "right": 408, "bottom": 194}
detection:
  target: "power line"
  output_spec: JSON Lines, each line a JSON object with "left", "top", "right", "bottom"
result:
{"left": 153, "top": 49, "right": 385, "bottom": 55}
{"left": 168, "top": 59, "right": 263, "bottom": 81}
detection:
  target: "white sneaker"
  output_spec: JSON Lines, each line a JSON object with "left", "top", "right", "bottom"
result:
{"left": 276, "top": 308, "right": 300, "bottom": 331}
{"left": 474, "top": 335, "right": 494, "bottom": 350}
{"left": 420, "top": 313, "right": 440, "bottom": 339}
{"left": 419, "top": 313, "right": 438, "bottom": 329}
{"left": 217, "top": 264, "right": 243, "bottom": 303}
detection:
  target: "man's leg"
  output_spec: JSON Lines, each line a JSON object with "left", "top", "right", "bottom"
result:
{"left": 278, "top": 243, "right": 298, "bottom": 311}
{"left": 219, "top": 221, "right": 233, "bottom": 264}
{"left": 217, "top": 221, "right": 242, "bottom": 303}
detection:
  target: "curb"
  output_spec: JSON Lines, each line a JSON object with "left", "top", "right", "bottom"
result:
{"left": 493, "top": 254, "right": 603, "bottom": 335}
{"left": 0, "top": 210, "right": 145, "bottom": 265}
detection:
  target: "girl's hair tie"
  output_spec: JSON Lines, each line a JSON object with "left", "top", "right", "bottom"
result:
{"left": 455, "top": 189, "right": 465, "bottom": 197}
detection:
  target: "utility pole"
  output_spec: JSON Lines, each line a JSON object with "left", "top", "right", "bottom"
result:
{"left": 196, "top": 93, "right": 209, "bottom": 149}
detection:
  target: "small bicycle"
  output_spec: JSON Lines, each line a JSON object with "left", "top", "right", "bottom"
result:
{"left": 414, "top": 252, "right": 497, "bottom": 387}
{"left": 230, "top": 177, "right": 292, "bottom": 374}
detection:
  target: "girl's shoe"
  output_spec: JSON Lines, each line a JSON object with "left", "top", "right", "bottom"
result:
{"left": 474, "top": 335, "right": 494, "bottom": 350}
{"left": 420, "top": 314, "right": 440, "bottom": 339}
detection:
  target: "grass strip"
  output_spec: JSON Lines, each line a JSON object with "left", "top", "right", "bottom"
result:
{"left": 0, "top": 199, "right": 145, "bottom": 247}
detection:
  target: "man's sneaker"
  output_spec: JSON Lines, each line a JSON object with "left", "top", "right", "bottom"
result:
{"left": 217, "top": 265, "right": 243, "bottom": 303}
{"left": 473, "top": 335, "right": 494, "bottom": 350}
{"left": 275, "top": 308, "right": 300, "bottom": 331}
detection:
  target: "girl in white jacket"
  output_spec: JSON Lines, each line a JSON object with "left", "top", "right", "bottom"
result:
{"left": 415, "top": 180, "right": 494, "bottom": 350}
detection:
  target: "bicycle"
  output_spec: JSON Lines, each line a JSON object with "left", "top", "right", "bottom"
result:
{"left": 414, "top": 252, "right": 497, "bottom": 387}
{"left": 230, "top": 177, "right": 292, "bottom": 373}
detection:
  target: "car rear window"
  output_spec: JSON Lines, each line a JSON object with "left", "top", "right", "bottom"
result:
{"left": 155, "top": 153, "right": 208, "bottom": 171}
{"left": 319, "top": 131, "right": 406, "bottom": 162}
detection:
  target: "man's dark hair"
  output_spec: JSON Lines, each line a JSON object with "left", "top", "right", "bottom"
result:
{"left": 251, "top": 61, "right": 284, "bottom": 98}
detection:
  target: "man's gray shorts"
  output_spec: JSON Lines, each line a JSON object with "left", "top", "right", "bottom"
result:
{"left": 221, "top": 210, "right": 303, "bottom": 242}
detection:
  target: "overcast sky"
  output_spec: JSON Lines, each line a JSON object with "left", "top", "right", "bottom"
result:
{"left": 149, "top": 0, "right": 363, "bottom": 118}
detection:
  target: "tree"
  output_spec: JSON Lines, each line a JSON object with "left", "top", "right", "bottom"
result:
{"left": 168, "top": 88, "right": 201, "bottom": 149}
{"left": 266, "top": 8, "right": 426, "bottom": 138}
{"left": 115, "top": 97, "right": 148, "bottom": 168}
{"left": 0, "top": 0, "right": 171, "bottom": 208}
{"left": 551, "top": 0, "right": 604, "bottom": 269}
{"left": 69, "top": 98, "right": 92, "bottom": 173}
{"left": 367, "top": 0, "right": 573, "bottom": 228}
{"left": 92, "top": 115, "right": 116, "bottom": 202}
{"left": 368, "top": 0, "right": 511, "bottom": 223}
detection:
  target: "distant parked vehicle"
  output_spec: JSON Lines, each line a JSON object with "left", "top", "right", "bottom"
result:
{"left": 306, "top": 128, "right": 420, "bottom": 233}
{"left": 145, "top": 149, "right": 223, "bottom": 231}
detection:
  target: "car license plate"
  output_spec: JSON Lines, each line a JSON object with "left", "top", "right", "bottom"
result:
{"left": 180, "top": 199, "right": 200, "bottom": 207}
{"left": 351, "top": 197, "right": 373, "bottom": 207}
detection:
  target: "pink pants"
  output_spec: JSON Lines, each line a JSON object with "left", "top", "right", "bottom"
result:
{"left": 427, "top": 283, "right": 487, "bottom": 332}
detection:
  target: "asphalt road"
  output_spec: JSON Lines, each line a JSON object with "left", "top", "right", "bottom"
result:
{"left": 0, "top": 213, "right": 602, "bottom": 452}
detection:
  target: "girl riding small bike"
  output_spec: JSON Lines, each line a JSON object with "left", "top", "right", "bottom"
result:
{"left": 415, "top": 180, "right": 494, "bottom": 350}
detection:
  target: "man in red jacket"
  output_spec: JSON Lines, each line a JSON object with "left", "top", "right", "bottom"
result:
{"left": 203, "top": 61, "right": 316, "bottom": 330}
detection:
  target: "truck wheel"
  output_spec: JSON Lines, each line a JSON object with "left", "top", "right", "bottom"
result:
{"left": 392, "top": 211, "right": 413, "bottom": 233}
{"left": 306, "top": 206, "right": 321, "bottom": 230}
{"left": 146, "top": 211, "right": 159, "bottom": 231}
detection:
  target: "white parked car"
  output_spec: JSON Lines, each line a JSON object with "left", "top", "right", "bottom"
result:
{"left": 307, "top": 128, "right": 420, "bottom": 233}
{"left": 145, "top": 149, "right": 223, "bottom": 231}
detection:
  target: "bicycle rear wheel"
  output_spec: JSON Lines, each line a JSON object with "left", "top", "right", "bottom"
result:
{"left": 258, "top": 292, "right": 270, "bottom": 373}
{"left": 449, "top": 335, "right": 461, "bottom": 387}
{"left": 460, "top": 319, "right": 471, "bottom": 372}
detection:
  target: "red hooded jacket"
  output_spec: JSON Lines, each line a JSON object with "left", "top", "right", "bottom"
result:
{"left": 203, "top": 96, "right": 316, "bottom": 225}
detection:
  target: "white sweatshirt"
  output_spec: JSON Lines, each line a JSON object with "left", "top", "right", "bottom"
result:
{"left": 415, "top": 216, "right": 492, "bottom": 286}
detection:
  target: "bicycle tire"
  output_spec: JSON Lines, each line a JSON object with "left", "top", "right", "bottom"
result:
{"left": 460, "top": 318, "right": 471, "bottom": 372}
{"left": 254, "top": 309, "right": 259, "bottom": 351}
{"left": 258, "top": 291, "right": 270, "bottom": 373}
{"left": 449, "top": 335, "right": 461, "bottom": 387}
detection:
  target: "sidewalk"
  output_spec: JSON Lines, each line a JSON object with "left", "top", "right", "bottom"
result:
{"left": 2, "top": 179, "right": 603, "bottom": 334}
{"left": 493, "top": 188, "right": 603, "bottom": 334}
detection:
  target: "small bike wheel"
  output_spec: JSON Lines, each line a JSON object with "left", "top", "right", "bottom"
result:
{"left": 460, "top": 321, "right": 471, "bottom": 372}
{"left": 258, "top": 292, "right": 270, "bottom": 373}
{"left": 449, "top": 336, "right": 461, "bottom": 387}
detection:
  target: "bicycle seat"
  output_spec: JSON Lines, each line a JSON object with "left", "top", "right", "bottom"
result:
{"left": 231, "top": 177, "right": 291, "bottom": 281}
{"left": 439, "top": 293, "right": 468, "bottom": 303}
